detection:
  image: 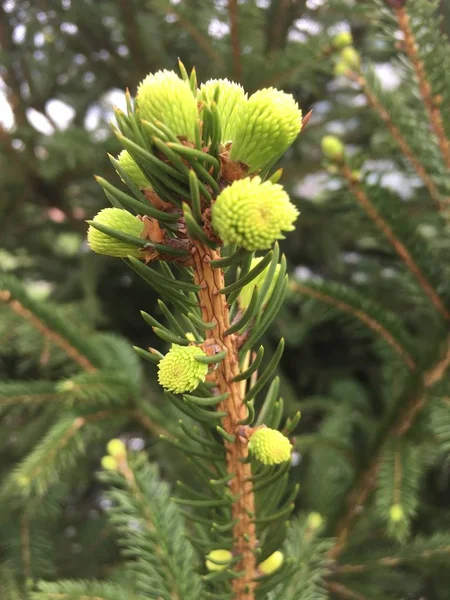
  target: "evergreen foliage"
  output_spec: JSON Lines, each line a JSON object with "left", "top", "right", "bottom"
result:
{"left": 3, "top": 1, "right": 450, "bottom": 599}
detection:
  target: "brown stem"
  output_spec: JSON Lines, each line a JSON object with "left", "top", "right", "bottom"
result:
{"left": 326, "top": 581, "right": 369, "bottom": 600}
{"left": 164, "top": 6, "right": 225, "bottom": 68}
{"left": 291, "top": 282, "right": 416, "bottom": 370}
{"left": 335, "top": 544, "right": 450, "bottom": 573}
{"left": 356, "top": 74, "right": 446, "bottom": 210}
{"left": 191, "top": 241, "right": 257, "bottom": 599}
{"left": 340, "top": 163, "right": 450, "bottom": 320}
{"left": 20, "top": 513, "right": 31, "bottom": 579}
{"left": 0, "top": 291, "right": 97, "bottom": 372}
{"left": 330, "top": 338, "right": 450, "bottom": 560}
{"left": 396, "top": 6, "right": 450, "bottom": 170}
{"left": 228, "top": 0, "right": 242, "bottom": 82}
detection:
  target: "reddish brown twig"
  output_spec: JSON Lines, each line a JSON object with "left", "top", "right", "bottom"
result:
{"left": 330, "top": 338, "right": 450, "bottom": 560}
{"left": 291, "top": 282, "right": 416, "bottom": 370}
{"left": 191, "top": 241, "right": 257, "bottom": 599}
{"left": 355, "top": 73, "right": 446, "bottom": 211}
{"left": 340, "top": 163, "right": 450, "bottom": 320}
{"left": 327, "top": 581, "right": 369, "bottom": 600}
{"left": 395, "top": 5, "right": 450, "bottom": 170}
{"left": 0, "top": 291, "right": 97, "bottom": 372}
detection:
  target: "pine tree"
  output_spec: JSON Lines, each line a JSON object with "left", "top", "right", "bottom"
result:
{"left": 3, "top": 1, "right": 450, "bottom": 599}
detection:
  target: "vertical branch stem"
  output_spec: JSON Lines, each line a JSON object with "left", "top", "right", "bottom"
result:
{"left": 191, "top": 241, "right": 256, "bottom": 600}
{"left": 396, "top": 6, "right": 450, "bottom": 170}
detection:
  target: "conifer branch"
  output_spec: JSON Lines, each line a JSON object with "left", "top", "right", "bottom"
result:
{"left": 395, "top": 4, "right": 450, "bottom": 170}
{"left": 355, "top": 73, "right": 446, "bottom": 210}
{"left": 336, "top": 543, "right": 450, "bottom": 573}
{"left": 163, "top": 6, "right": 225, "bottom": 68}
{"left": 228, "top": 0, "right": 242, "bottom": 82}
{"left": 20, "top": 513, "right": 31, "bottom": 580}
{"left": 326, "top": 581, "right": 369, "bottom": 600}
{"left": 290, "top": 281, "right": 416, "bottom": 370}
{"left": 0, "top": 290, "right": 97, "bottom": 373}
{"left": 330, "top": 337, "right": 450, "bottom": 560}
{"left": 339, "top": 163, "right": 450, "bottom": 320}
{"left": 191, "top": 241, "right": 257, "bottom": 598}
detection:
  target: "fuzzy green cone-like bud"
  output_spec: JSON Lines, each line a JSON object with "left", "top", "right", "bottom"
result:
{"left": 101, "top": 456, "right": 119, "bottom": 471}
{"left": 199, "top": 79, "right": 247, "bottom": 142}
{"left": 258, "top": 551, "right": 284, "bottom": 576}
{"left": 212, "top": 177, "right": 299, "bottom": 251}
{"left": 107, "top": 439, "right": 126, "bottom": 458}
{"left": 390, "top": 504, "right": 405, "bottom": 523}
{"left": 333, "top": 31, "right": 353, "bottom": 48}
{"left": 321, "top": 135, "right": 345, "bottom": 161}
{"left": 307, "top": 512, "right": 324, "bottom": 530}
{"left": 158, "top": 344, "right": 209, "bottom": 394}
{"left": 239, "top": 257, "right": 281, "bottom": 309}
{"left": 334, "top": 61, "right": 350, "bottom": 77}
{"left": 205, "top": 549, "right": 233, "bottom": 572}
{"left": 136, "top": 70, "right": 198, "bottom": 141}
{"left": 340, "top": 46, "right": 361, "bottom": 70}
{"left": 248, "top": 427, "right": 292, "bottom": 465}
{"left": 87, "top": 208, "right": 145, "bottom": 257}
{"left": 230, "top": 88, "right": 302, "bottom": 171}
{"left": 116, "top": 150, "right": 150, "bottom": 188}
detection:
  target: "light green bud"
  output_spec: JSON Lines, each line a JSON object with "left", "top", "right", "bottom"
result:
{"left": 231, "top": 88, "right": 302, "bottom": 171}
{"left": 87, "top": 208, "right": 145, "bottom": 258}
{"left": 212, "top": 176, "right": 299, "bottom": 251}
{"left": 136, "top": 70, "right": 199, "bottom": 141}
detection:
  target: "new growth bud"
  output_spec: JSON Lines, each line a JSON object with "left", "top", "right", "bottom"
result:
{"left": 307, "top": 512, "right": 324, "bottom": 530}
{"left": 157, "top": 344, "right": 209, "bottom": 394}
{"left": 248, "top": 427, "right": 292, "bottom": 465}
{"left": 136, "top": 70, "right": 199, "bottom": 141}
{"left": 258, "top": 551, "right": 284, "bottom": 576}
{"left": 321, "top": 136, "right": 345, "bottom": 161}
{"left": 199, "top": 78, "right": 247, "bottom": 143}
{"left": 205, "top": 549, "right": 233, "bottom": 571}
{"left": 212, "top": 176, "right": 299, "bottom": 251}
{"left": 116, "top": 150, "right": 150, "bottom": 188}
{"left": 231, "top": 88, "right": 302, "bottom": 171}
{"left": 333, "top": 31, "right": 353, "bottom": 49}
{"left": 390, "top": 504, "right": 404, "bottom": 523}
{"left": 87, "top": 208, "right": 145, "bottom": 257}
{"left": 107, "top": 439, "right": 126, "bottom": 458}
{"left": 340, "top": 46, "right": 361, "bottom": 70}
{"left": 101, "top": 456, "right": 119, "bottom": 471}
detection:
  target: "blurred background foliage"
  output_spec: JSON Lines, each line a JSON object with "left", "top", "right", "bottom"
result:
{"left": 3, "top": 0, "right": 450, "bottom": 598}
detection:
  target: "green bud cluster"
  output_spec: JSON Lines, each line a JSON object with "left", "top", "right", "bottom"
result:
{"left": 212, "top": 176, "right": 299, "bottom": 251}
{"left": 157, "top": 344, "right": 209, "bottom": 394}
{"left": 248, "top": 427, "right": 292, "bottom": 465}
{"left": 87, "top": 208, "right": 145, "bottom": 257}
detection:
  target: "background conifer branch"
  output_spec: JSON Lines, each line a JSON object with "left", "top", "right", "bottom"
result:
{"left": 228, "top": 0, "right": 242, "bottom": 82}
{"left": 291, "top": 281, "right": 417, "bottom": 370}
{"left": 326, "top": 581, "right": 369, "bottom": 600}
{"left": 162, "top": 5, "right": 225, "bottom": 68}
{"left": 330, "top": 337, "right": 450, "bottom": 559}
{"left": 355, "top": 73, "right": 446, "bottom": 210}
{"left": 0, "top": 290, "right": 97, "bottom": 373}
{"left": 395, "top": 4, "right": 450, "bottom": 170}
{"left": 20, "top": 513, "right": 31, "bottom": 581}
{"left": 339, "top": 163, "right": 450, "bottom": 320}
